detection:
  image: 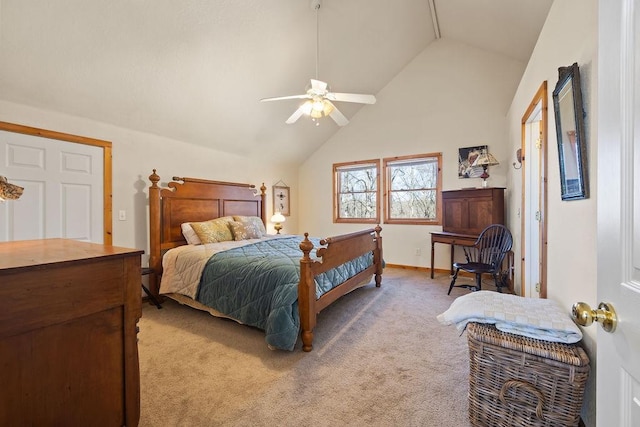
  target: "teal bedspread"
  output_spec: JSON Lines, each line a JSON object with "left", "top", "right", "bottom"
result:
{"left": 195, "top": 236, "right": 373, "bottom": 351}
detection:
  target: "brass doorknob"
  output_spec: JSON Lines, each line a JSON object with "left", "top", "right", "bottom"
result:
{"left": 571, "top": 301, "right": 617, "bottom": 333}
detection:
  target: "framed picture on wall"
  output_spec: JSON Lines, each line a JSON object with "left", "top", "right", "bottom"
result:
{"left": 458, "top": 145, "right": 487, "bottom": 178}
{"left": 273, "top": 185, "right": 290, "bottom": 216}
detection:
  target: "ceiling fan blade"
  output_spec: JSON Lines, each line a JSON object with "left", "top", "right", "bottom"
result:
{"left": 326, "top": 92, "right": 377, "bottom": 104}
{"left": 327, "top": 102, "right": 349, "bottom": 126}
{"left": 261, "top": 94, "right": 310, "bottom": 102}
{"left": 285, "top": 105, "right": 307, "bottom": 124}
{"left": 310, "top": 79, "right": 328, "bottom": 93}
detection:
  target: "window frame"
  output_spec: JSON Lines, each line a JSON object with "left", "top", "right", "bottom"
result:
{"left": 333, "top": 159, "right": 381, "bottom": 224}
{"left": 383, "top": 153, "right": 442, "bottom": 225}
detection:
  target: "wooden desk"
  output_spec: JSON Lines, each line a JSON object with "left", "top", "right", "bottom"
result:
{"left": 430, "top": 231, "right": 478, "bottom": 278}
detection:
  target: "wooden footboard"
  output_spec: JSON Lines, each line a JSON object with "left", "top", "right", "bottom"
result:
{"left": 298, "top": 226, "right": 383, "bottom": 352}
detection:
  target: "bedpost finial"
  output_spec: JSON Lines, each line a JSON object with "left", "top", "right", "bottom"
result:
{"left": 261, "top": 183, "right": 266, "bottom": 196}
{"left": 299, "top": 232, "right": 314, "bottom": 257}
{"left": 149, "top": 169, "right": 160, "bottom": 187}
{"left": 375, "top": 224, "right": 382, "bottom": 235}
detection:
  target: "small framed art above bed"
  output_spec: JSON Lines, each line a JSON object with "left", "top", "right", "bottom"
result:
{"left": 147, "top": 170, "right": 383, "bottom": 352}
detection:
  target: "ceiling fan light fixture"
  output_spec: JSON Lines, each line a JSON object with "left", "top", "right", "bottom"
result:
{"left": 308, "top": 99, "right": 333, "bottom": 119}
{"left": 322, "top": 100, "right": 334, "bottom": 116}
{"left": 310, "top": 108, "right": 323, "bottom": 119}
{"left": 301, "top": 100, "right": 313, "bottom": 115}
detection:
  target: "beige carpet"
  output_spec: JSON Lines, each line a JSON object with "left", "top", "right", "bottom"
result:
{"left": 138, "top": 268, "right": 485, "bottom": 426}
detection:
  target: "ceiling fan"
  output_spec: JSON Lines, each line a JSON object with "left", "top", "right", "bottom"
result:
{"left": 260, "top": 0, "right": 376, "bottom": 126}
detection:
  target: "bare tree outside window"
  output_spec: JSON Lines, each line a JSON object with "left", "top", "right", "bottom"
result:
{"left": 333, "top": 160, "right": 380, "bottom": 223}
{"left": 384, "top": 154, "right": 442, "bottom": 225}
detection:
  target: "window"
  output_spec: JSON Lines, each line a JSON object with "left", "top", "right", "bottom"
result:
{"left": 333, "top": 159, "right": 380, "bottom": 223}
{"left": 383, "top": 153, "right": 442, "bottom": 225}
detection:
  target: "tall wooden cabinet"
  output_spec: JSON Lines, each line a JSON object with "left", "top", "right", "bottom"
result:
{"left": 442, "top": 187, "right": 505, "bottom": 235}
{"left": 0, "top": 239, "right": 143, "bottom": 426}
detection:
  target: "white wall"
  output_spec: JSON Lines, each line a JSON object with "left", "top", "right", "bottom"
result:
{"left": 0, "top": 100, "right": 299, "bottom": 264}
{"left": 505, "top": 1, "right": 597, "bottom": 424}
{"left": 298, "top": 38, "right": 525, "bottom": 268}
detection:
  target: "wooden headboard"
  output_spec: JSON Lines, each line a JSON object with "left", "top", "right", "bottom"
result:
{"left": 147, "top": 169, "right": 266, "bottom": 295}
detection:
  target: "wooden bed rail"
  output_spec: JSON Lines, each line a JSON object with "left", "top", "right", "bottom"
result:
{"left": 171, "top": 176, "right": 258, "bottom": 190}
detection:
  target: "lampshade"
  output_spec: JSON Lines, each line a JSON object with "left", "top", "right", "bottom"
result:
{"left": 0, "top": 176, "right": 24, "bottom": 201}
{"left": 471, "top": 150, "right": 499, "bottom": 167}
{"left": 471, "top": 149, "right": 499, "bottom": 187}
{"left": 270, "top": 212, "right": 286, "bottom": 223}
{"left": 302, "top": 98, "right": 334, "bottom": 120}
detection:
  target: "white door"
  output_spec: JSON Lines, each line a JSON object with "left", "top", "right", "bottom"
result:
{"left": 0, "top": 130, "right": 104, "bottom": 243}
{"left": 597, "top": 1, "right": 640, "bottom": 424}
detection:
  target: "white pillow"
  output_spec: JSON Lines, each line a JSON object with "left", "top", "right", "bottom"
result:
{"left": 181, "top": 223, "right": 202, "bottom": 245}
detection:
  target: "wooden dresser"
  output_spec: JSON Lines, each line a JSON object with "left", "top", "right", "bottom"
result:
{"left": 0, "top": 239, "right": 143, "bottom": 426}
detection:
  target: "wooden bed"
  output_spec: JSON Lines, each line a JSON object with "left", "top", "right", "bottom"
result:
{"left": 147, "top": 170, "right": 383, "bottom": 351}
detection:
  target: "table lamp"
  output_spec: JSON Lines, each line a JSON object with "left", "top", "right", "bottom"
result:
{"left": 472, "top": 149, "right": 499, "bottom": 187}
{"left": 270, "top": 212, "right": 286, "bottom": 234}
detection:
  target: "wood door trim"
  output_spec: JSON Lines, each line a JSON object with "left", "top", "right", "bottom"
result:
{"left": 520, "top": 82, "right": 548, "bottom": 298}
{"left": 0, "top": 121, "right": 113, "bottom": 244}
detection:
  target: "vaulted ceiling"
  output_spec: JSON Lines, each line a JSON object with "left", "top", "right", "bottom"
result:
{"left": 0, "top": 0, "right": 553, "bottom": 165}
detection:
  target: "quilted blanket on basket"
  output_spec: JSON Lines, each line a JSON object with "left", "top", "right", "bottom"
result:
{"left": 436, "top": 290, "right": 583, "bottom": 343}
{"left": 196, "top": 236, "right": 373, "bottom": 351}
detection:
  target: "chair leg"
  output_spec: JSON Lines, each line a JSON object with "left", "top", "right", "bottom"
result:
{"left": 448, "top": 268, "right": 460, "bottom": 295}
{"left": 474, "top": 273, "right": 482, "bottom": 292}
{"left": 493, "top": 273, "right": 503, "bottom": 293}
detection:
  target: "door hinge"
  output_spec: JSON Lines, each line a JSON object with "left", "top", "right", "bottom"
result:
{"left": 535, "top": 138, "right": 542, "bottom": 149}
{"left": 535, "top": 211, "right": 541, "bottom": 221}
{"left": 535, "top": 282, "right": 541, "bottom": 293}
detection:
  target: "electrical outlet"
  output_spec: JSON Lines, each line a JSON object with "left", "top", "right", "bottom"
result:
{"left": 535, "top": 282, "right": 541, "bottom": 293}
{"left": 415, "top": 248, "right": 421, "bottom": 256}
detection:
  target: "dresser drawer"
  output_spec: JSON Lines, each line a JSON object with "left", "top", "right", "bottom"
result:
{"left": 0, "top": 258, "right": 125, "bottom": 338}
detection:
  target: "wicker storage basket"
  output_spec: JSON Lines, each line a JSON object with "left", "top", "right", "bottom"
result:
{"left": 466, "top": 322, "right": 590, "bottom": 427}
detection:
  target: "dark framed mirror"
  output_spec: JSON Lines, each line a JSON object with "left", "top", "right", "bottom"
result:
{"left": 552, "top": 62, "right": 589, "bottom": 200}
